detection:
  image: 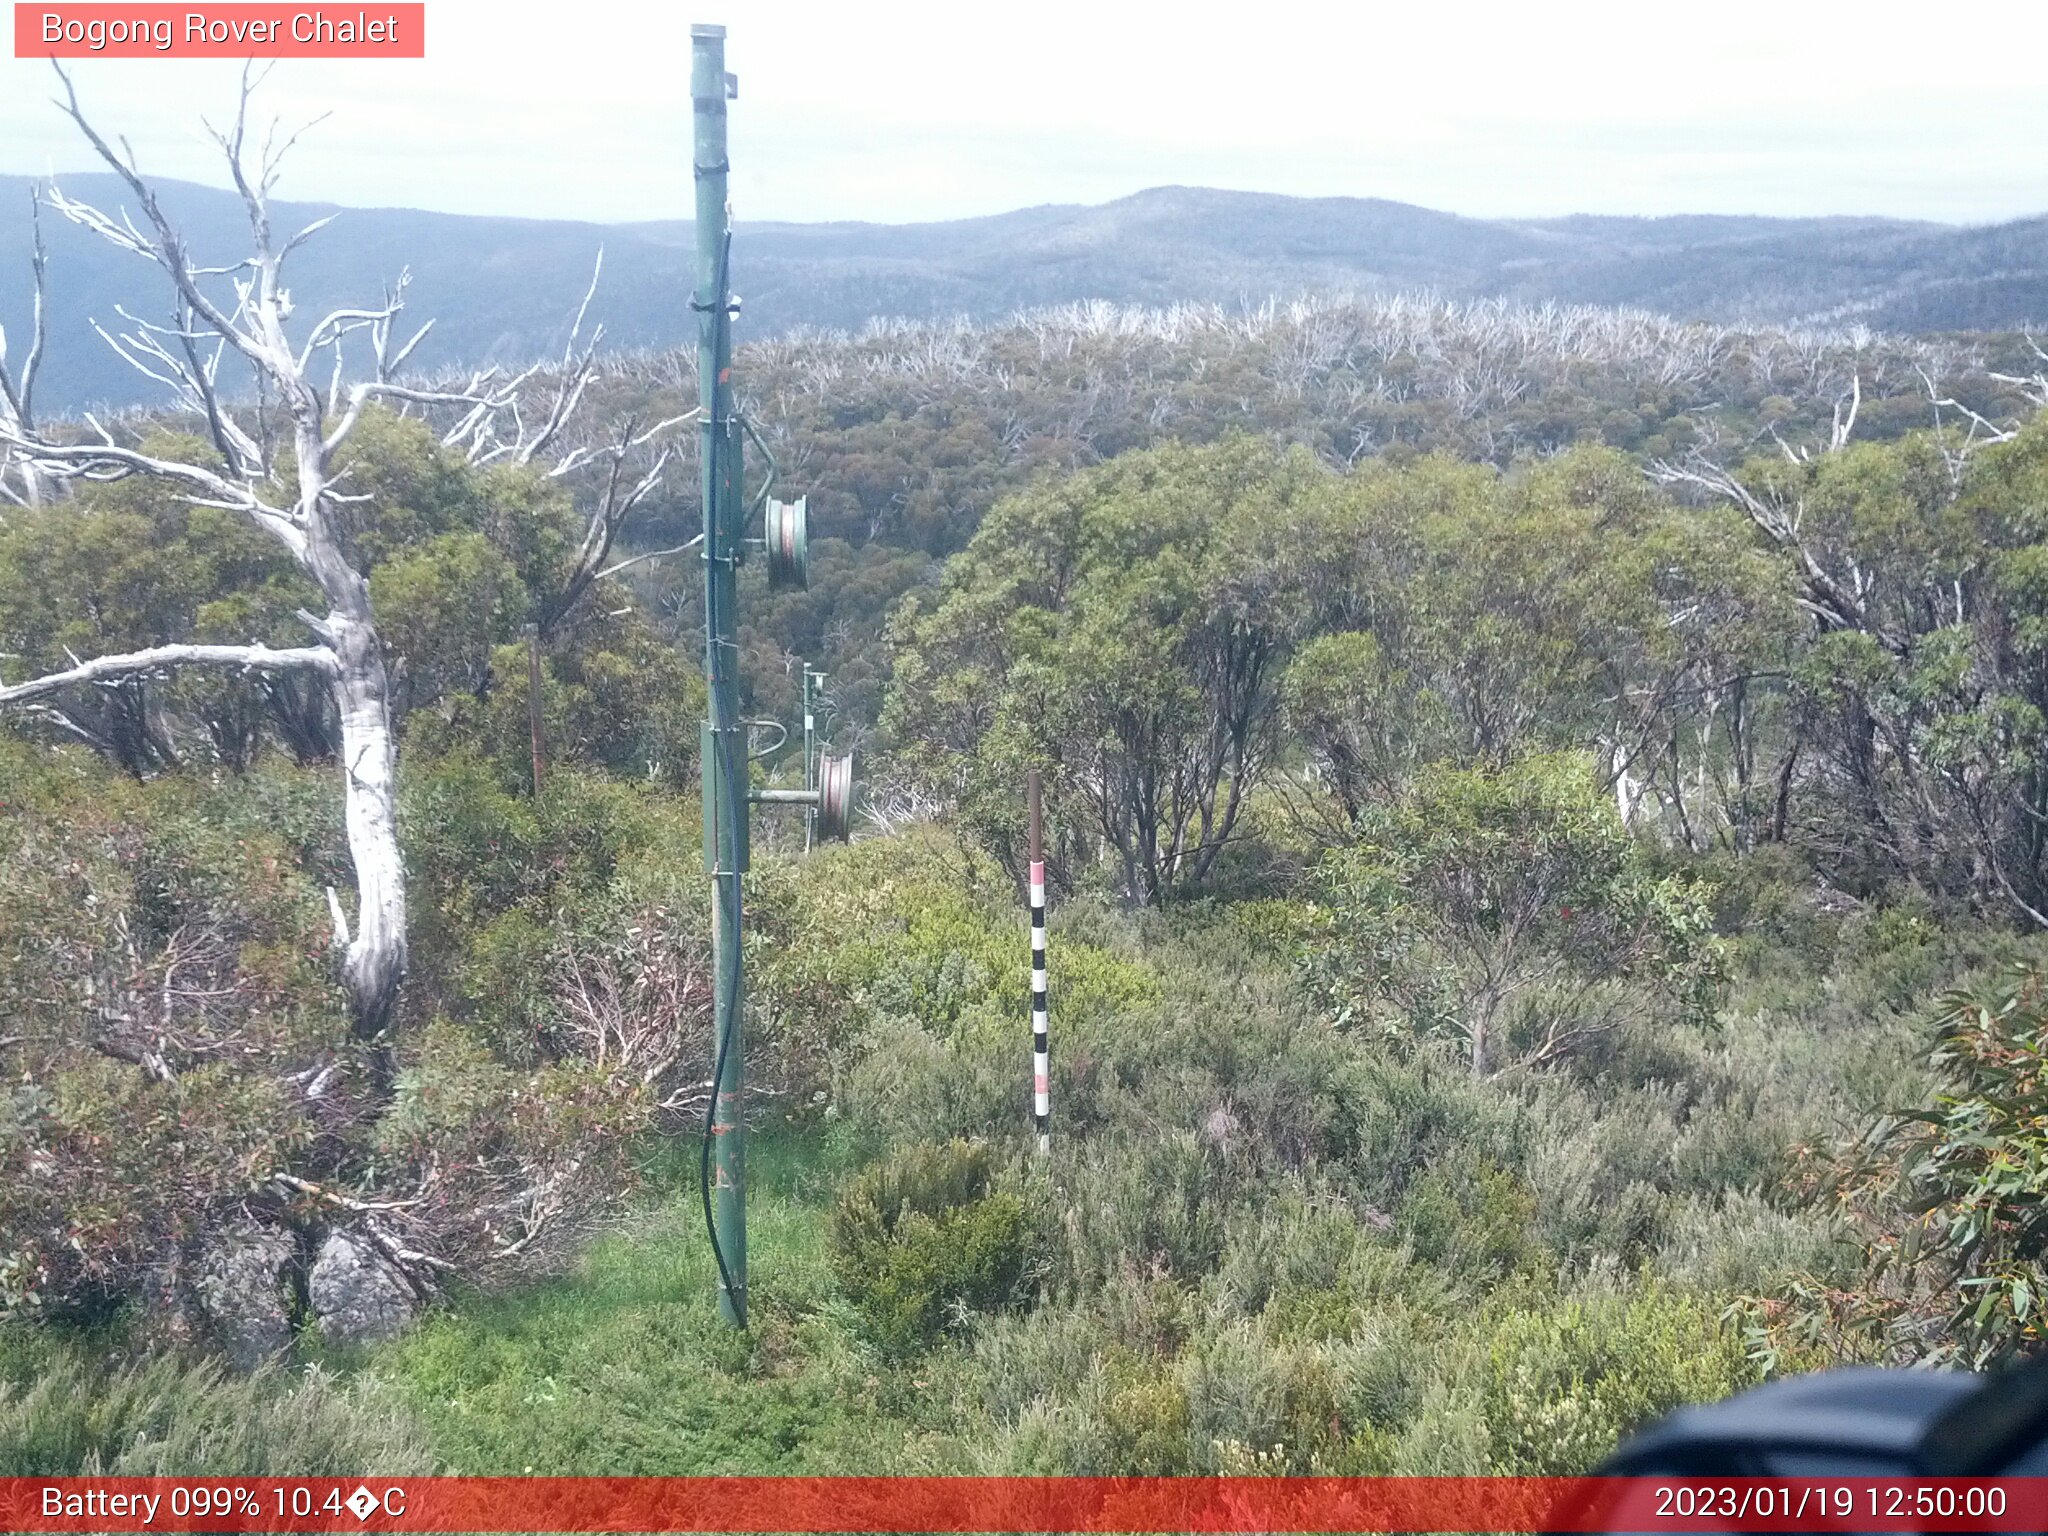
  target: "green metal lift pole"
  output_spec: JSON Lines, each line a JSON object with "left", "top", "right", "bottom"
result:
{"left": 692, "top": 21, "right": 747, "bottom": 1328}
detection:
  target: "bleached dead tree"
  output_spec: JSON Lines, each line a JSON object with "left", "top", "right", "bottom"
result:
{"left": 1648, "top": 379, "right": 1903, "bottom": 655}
{"left": 0, "top": 70, "right": 442, "bottom": 1045}
{"left": 0, "top": 68, "right": 686, "bottom": 1052}
{"left": 0, "top": 189, "right": 49, "bottom": 508}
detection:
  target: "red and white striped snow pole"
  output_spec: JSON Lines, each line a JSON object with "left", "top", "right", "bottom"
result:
{"left": 1028, "top": 770, "right": 1050, "bottom": 1155}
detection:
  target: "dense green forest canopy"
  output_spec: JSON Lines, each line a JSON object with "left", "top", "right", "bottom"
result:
{"left": 609, "top": 297, "right": 2047, "bottom": 731}
{"left": 9, "top": 297, "right": 2048, "bottom": 1477}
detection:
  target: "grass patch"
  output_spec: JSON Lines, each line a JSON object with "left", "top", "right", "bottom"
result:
{"left": 0, "top": 1329, "right": 433, "bottom": 1476}
{"left": 369, "top": 1131, "right": 908, "bottom": 1474}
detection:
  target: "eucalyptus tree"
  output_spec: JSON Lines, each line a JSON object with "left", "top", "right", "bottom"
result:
{"left": 1276, "top": 448, "right": 1792, "bottom": 848}
{"left": 1317, "top": 752, "right": 1723, "bottom": 1078}
{"left": 886, "top": 437, "right": 1334, "bottom": 902}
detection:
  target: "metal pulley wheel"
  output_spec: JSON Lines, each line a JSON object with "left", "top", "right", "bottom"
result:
{"left": 815, "top": 751, "right": 854, "bottom": 842}
{"left": 764, "top": 496, "right": 809, "bottom": 591}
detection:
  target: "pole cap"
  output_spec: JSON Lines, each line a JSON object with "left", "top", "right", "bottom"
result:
{"left": 691, "top": 23, "right": 727, "bottom": 38}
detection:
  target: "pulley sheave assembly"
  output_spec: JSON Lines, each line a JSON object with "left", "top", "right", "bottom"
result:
{"left": 764, "top": 496, "right": 809, "bottom": 591}
{"left": 748, "top": 750, "right": 855, "bottom": 843}
{"left": 746, "top": 662, "right": 854, "bottom": 845}
{"left": 815, "top": 750, "right": 854, "bottom": 842}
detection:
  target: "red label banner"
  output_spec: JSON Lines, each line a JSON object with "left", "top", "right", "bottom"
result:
{"left": 1, "top": 1475, "right": 2044, "bottom": 1532}
{"left": 13, "top": 4, "right": 425, "bottom": 57}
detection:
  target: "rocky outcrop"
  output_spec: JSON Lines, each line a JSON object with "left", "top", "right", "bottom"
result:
{"left": 191, "top": 1221, "right": 298, "bottom": 1369}
{"left": 308, "top": 1231, "right": 416, "bottom": 1345}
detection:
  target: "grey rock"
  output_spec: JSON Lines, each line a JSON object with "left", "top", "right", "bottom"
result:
{"left": 191, "top": 1222, "right": 297, "bottom": 1370}
{"left": 308, "top": 1231, "right": 415, "bottom": 1345}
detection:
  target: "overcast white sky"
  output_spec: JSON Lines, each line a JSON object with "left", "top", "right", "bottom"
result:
{"left": 2, "top": 0, "right": 2043, "bottom": 226}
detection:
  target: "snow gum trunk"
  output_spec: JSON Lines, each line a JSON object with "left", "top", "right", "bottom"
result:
{"left": 331, "top": 609, "right": 406, "bottom": 1041}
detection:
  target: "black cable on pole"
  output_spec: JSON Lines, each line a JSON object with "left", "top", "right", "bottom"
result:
{"left": 700, "top": 963, "right": 740, "bottom": 1305}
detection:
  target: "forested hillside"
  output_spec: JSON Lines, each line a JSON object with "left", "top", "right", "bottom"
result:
{"left": 653, "top": 297, "right": 2046, "bottom": 734}
{"left": 5, "top": 173, "right": 2046, "bottom": 413}
{"left": 11, "top": 256, "right": 2048, "bottom": 1476}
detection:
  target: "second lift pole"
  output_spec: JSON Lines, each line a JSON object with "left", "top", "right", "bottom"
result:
{"left": 694, "top": 22, "right": 747, "bottom": 1329}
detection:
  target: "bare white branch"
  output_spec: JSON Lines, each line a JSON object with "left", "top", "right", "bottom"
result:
{"left": 595, "top": 533, "right": 704, "bottom": 582}
{"left": 0, "top": 642, "right": 336, "bottom": 706}
{"left": 1829, "top": 372, "right": 1861, "bottom": 452}
{"left": 513, "top": 248, "right": 607, "bottom": 468}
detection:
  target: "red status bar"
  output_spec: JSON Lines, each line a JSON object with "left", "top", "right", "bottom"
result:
{"left": 4, "top": 1475, "right": 2046, "bottom": 1533}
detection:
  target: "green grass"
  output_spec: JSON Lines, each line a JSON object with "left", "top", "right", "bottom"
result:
{"left": 0, "top": 1331, "right": 435, "bottom": 1476}
{"left": 367, "top": 1132, "right": 909, "bottom": 1474}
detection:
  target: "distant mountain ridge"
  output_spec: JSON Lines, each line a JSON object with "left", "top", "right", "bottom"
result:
{"left": 1, "top": 176, "right": 2042, "bottom": 415}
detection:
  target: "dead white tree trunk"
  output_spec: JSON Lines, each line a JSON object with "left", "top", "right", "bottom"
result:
{"left": 1, "top": 69, "right": 693, "bottom": 1048}
{"left": 0, "top": 69, "right": 499, "bottom": 1045}
{"left": 0, "top": 643, "right": 338, "bottom": 701}
{"left": 303, "top": 527, "right": 408, "bottom": 1038}
{"left": 0, "top": 188, "right": 49, "bottom": 509}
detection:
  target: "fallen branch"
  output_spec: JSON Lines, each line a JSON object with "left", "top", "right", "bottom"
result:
{"left": 270, "top": 1171, "right": 426, "bottom": 1214}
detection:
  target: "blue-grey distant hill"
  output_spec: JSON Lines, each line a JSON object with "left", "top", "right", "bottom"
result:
{"left": 1, "top": 176, "right": 2041, "bottom": 415}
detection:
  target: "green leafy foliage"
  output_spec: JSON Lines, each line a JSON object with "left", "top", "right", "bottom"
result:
{"left": 1480, "top": 1283, "right": 1755, "bottom": 1474}
{"left": 0, "top": 410, "right": 699, "bottom": 790}
{"left": 0, "top": 434, "right": 313, "bottom": 773}
{"left": 0, "top": 742, "right": 343, "bottom": 1319}
{"left": 1819, "top": 968, "right": 2048, "bottom": 1365}
{"left": 885, "top": 440, "right": 1787, "bottom": 902}
{"left": 12, "top": 311, "right": 2048, "bottom": 1480}
{"left": 0, "top": 724, "right": 718, "bottom": 1322}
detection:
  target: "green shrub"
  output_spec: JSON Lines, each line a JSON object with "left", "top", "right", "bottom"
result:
{"left": 961, "top": 1301, "right": 1117, "bottom": 1428}
{"left": 1399, "top": 1157, "right": 1545, "bottom": 1280}
{"left": 0, "top": 747, "right": 350, "bottom": 1319}
{"left": 1179, "top": 1320, "right": 1349, "bottom": 1473}
{"left": 1859, "top": 966, "right": 2048, "bottom": 1363}
{"left": 1480, "top": 1282, "right": 1757, "bottom": 1474}
{"left": 1209, "top": 1196, "right": 1445, "bottom": 1338}
{"left": 1179, "top": 1320, "right": 1294, "bottom": 1469}
{"left": 1658, "top": 1190, "right": 1852, "bottom": 1295}
{"left": 1324, "top": 1313, "right": 1430, "bottom": 1429}
{"left": 1317, "top": 752, "right": 1725, "bottom": 1077}
{"left": 830, "top": 1140, "right": 1037, "bottom": 1351}
{"left": 1096, "top": 1355, "right": 1194, "bottom": 1474}
{"left": 1330, "top": 1047, "right": 1521, "bottom": 1211}
{"left": 1053, "top": 1135, "right": 1228, "bottom": 1291}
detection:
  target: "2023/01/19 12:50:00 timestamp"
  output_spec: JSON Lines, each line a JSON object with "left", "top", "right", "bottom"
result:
{"left": 1649, "top": 1481, "right": 2011, "bottom": 1523}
